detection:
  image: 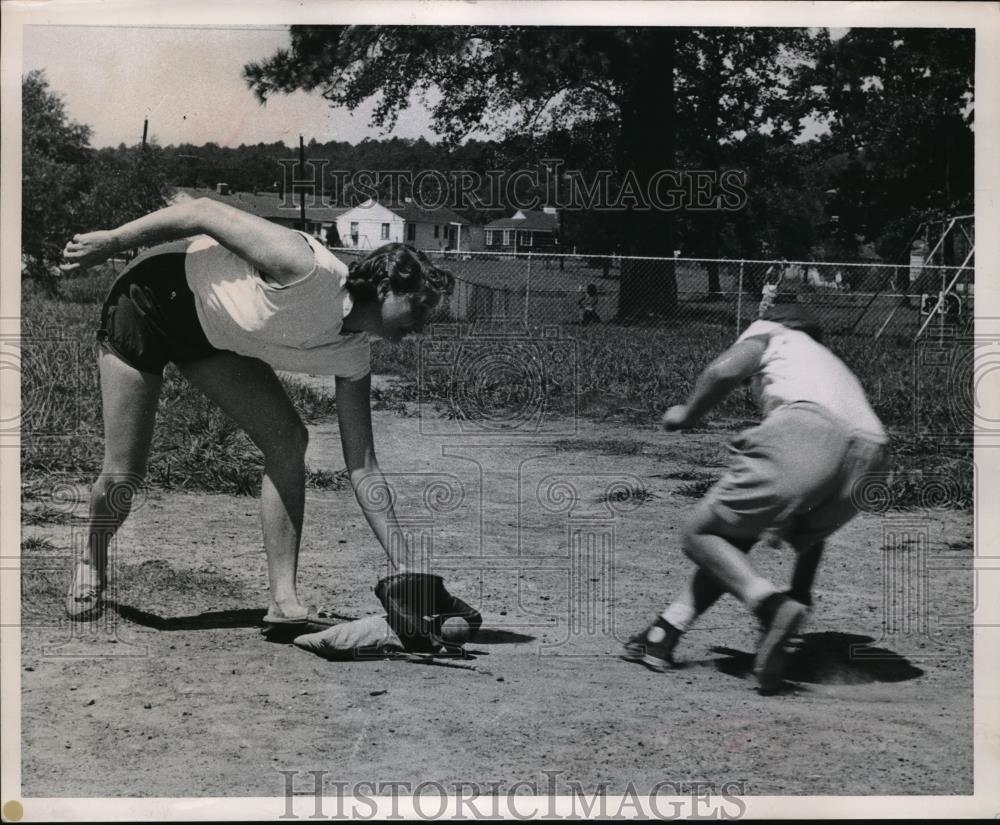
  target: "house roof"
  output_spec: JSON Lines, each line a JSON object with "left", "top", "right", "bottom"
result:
{"left": 173, "top": 187, "right": 350, "bottom": 223}
{"left": 485, "top": 209, "right": 559, "bottom": 232}
{"left": 385, "top": 201, "right": 470, "bottom": 226}
{"left": 339, "top": 199, "right": 403, "bottom": 222}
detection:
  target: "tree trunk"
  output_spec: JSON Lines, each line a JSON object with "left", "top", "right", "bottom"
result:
{"left": 616, "top": 28, "right": 677, "bottom": 321}
{"left": 705, "top": 206, "right": 722, "bottom": 296}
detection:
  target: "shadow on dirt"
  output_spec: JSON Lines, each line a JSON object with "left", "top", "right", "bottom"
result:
{"left": 468, "top": 628, "right": 537, "bottom": 645}
{"left": 110, "top": 602, "right": 270, "bottom": 630}
{"left": 709, "top": 631, "right": 925, "bottom": 686}
{"left": 111, "top": 602, "right": 364, "bottom": 643}
{"left": 109, "top": 603, "right": 534, "bottom": 648}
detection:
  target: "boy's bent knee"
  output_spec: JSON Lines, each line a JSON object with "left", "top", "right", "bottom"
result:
{"left": 683, "top": 504, "right": 758, "bottom": 556}
{"left": 682, "top": 533, "right": 709, "bottom": 563}
{"left": 684, "top": 501, "right": 735, "bottom": 541}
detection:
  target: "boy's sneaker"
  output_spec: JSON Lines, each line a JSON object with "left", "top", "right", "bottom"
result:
{"left": 621, "top": 617, "right": 681, "bottom": 672}
{"left": 753, "top": 593, "right": 807, "bottom": 692}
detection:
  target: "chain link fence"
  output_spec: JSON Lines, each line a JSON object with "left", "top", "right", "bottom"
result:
{"left": 331, "top": 248, "right": 974, "bottom": 343}
{"left": 333, "top": 245, "right": 974, "bottom": 490}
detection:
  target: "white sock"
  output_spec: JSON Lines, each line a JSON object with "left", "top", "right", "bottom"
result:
{"left": 660, "top": 602, "right": 696, "bottom": 632}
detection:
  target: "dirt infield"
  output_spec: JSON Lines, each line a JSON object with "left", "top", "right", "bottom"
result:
{"left": 20, "top": 405, "right": 973, "bottom": 799}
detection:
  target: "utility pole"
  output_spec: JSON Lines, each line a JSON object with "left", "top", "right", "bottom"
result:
{"left": 142, "top": 117, "right": 148, "bottom": 149}
{"left": 299, "top": 135, "right": 307, "bottom": 233}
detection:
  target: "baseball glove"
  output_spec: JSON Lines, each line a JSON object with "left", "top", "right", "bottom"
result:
{"left": 374, "top": 572, "right": 482, "bottom": 653}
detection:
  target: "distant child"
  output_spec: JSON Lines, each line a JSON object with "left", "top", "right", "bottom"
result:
{"left": 578, "top": 283, "right": 601, "bottom": 326}
{"left": 758, "top": 262, "right": 785, "bottom": 317}
{"left": 622, "top": 304, "right": 888, "bottom": 692}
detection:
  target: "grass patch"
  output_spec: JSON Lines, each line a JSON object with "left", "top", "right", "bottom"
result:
{"left": 21, "top": 505, "right": 81, "bottom": 526}
{"left": 280, "top": 379, "right": 339, "bottom": 421}
{"left": 654, "top": 469, "right": 713, "bottom": 481}
{"left": 21, "top": 269, "right": 349, "bottom": 498}
{"left": 597, "top": 484, "right": 657, "bottom": 505}
{"left": 21, "top": 268, "right": 973, "bottom": 510}
{"left": 551, "top": 438, "right": 649, "bottom": 457}
{"left": 305, "top": 468, "right": 351, "bottom": 491}
{"left": 674, "top": 476, "right": 721, "bottom": 498}
{"left": 53, "top": 264, "right": 121, "bottom": 305}
{"left": 370, "top": 386, "right": 413, "bottom": 415}
{"left": 675, "top": 445, "right": 731, "bottom": 468}
{"left": 22, "top": 536, "right": 58, "bottom": 553}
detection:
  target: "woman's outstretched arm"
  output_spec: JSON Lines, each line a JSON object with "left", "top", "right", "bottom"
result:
{"left": 335, "top": 372, "right": 414, "bottom": 573}
{"left": 61, "top": 197, "right": 317, "bottom": 285}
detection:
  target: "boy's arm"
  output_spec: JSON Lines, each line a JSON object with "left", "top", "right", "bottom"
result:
{"left": 61, "top": 198, "right": 316, "bottom": 284}
{"left": 662, "top": 336, "right": 767, "bottom": 429}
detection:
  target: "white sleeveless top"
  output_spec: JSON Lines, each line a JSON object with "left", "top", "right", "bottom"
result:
{"left": 737, "top": 320, "right": 886, "bottom": 442}
{"left": 184, "top": 232, "right": 370, "bottom": 380}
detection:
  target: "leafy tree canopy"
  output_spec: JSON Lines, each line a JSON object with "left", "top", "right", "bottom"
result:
{"left": 795, "top": 28, "right": 974, "bottom": 260}
{"left": 22, "top": 70, "right": 170, "bottom": 285}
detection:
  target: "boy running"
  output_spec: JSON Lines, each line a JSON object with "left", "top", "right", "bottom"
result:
{"left": 622, "top": 304, "right": 888, "bottom": 692}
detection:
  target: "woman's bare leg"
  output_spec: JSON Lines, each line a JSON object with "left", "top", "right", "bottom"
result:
{"left": 68, "top": 351, "right": 162, "bottom": 620}
{"left": 176, "top": 353, "right": 309, "bottom": 620}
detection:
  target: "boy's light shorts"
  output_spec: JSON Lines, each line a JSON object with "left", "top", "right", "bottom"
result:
{"left": 698, "top": 402, "right": 889, "bottom": 547}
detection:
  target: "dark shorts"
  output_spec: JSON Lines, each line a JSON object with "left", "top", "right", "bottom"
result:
{"left": 97, "top": 241, "right": 222, "bottom": 375}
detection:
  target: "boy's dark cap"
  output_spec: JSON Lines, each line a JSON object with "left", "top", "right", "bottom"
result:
{"left": 761, "top": 303, "right": 824, "bottom": 342}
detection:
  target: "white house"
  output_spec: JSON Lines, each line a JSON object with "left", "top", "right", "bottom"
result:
{"left": 390, "top": 200, "right": 474, "bottom": 252}
{"left": 334, "top": 199, "right": 406, "bottom": 250}
{"left": 484, "top": 209, "right": 560, "bottom": 252}
{"left": 333, "top": 198, "right": 477, "bottom": 252}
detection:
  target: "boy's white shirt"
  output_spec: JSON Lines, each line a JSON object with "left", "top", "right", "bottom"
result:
{"left": 183, "top": 232, "right": 371, "bottom": 379}
{"left": 736, "top": 319, "right": 887, "bottom": 442}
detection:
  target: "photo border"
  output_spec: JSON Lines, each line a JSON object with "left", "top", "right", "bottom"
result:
{"left": 2, "top": 1, "right": 998, "bottom": 820}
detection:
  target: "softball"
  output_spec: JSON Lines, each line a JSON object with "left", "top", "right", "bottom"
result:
{"left": 439, "top": 616, "right": 471, "bottom": 646}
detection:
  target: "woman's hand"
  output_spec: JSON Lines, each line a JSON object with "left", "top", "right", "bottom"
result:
{"left": 60, "top": 231, "right": 119, "bottom": 273}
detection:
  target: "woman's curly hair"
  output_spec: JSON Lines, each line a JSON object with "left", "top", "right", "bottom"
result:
{"left": 345, "top": 243, "right": 455, "bottom": 326}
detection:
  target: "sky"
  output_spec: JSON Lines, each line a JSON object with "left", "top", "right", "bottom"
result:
{"left": 23, "top": 25, "right": 439, "bottom": 148}
{"left": 22, "top": 24, "right": 840, "bottom": 150}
